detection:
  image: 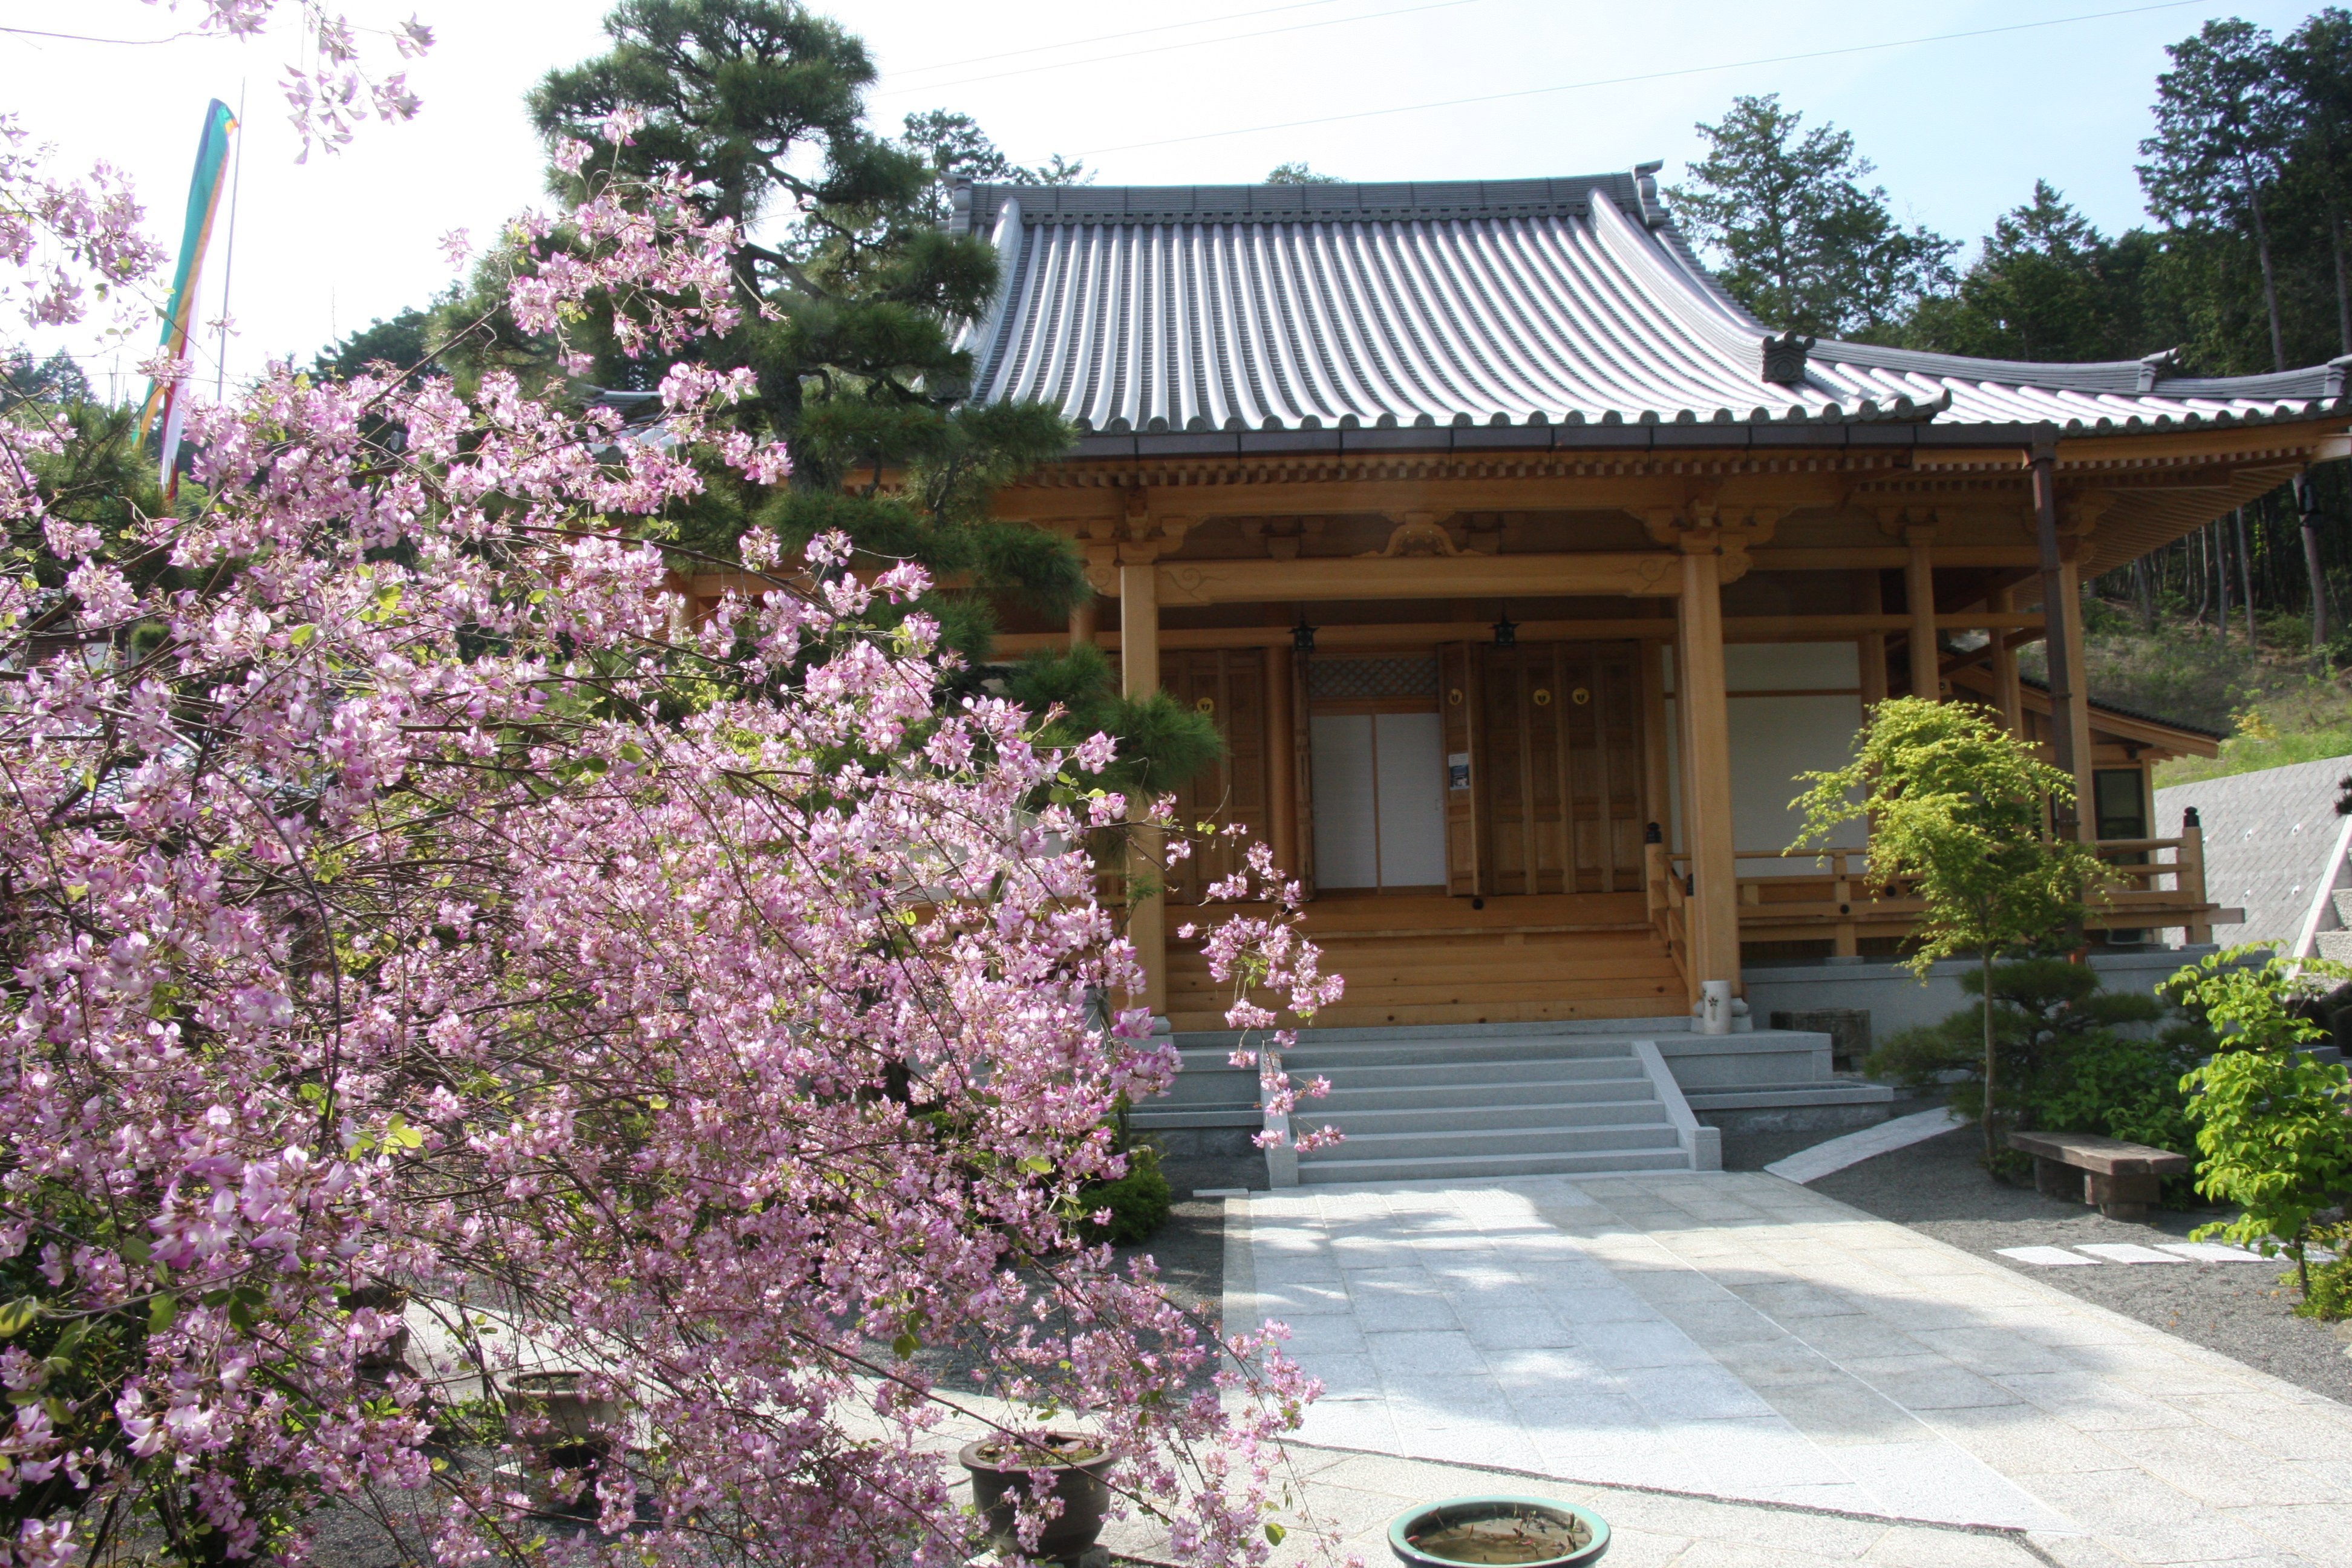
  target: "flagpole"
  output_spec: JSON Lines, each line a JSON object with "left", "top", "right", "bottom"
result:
{"left": 215, "top": 80, "right": 246, "bottom": 400}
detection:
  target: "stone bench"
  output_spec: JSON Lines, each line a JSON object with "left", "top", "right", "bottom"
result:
{"left": 2007, "top": 1130, "right": 2190, "bottom": 1221}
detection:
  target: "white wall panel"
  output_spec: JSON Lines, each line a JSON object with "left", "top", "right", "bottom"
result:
{"left": 1310, "top": 714, "right": 1377, "bottom": 889}
{"left": 1374, "top": 713, "right": 1447, "bottom": 888}
{"left": 1729, "top": 693, "right": 1867, "bottom": 877}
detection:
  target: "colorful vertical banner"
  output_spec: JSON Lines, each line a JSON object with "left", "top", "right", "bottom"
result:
{"left": 139, "top": 98, "right": 240, "bottom": 496}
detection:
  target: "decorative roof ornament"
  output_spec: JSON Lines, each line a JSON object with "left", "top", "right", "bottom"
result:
{"left": 2136, "top": 347, "right": 2184, "bottom": 393}
{"left": 1632, "top": 158, "right": 1668, "bottom": 227}
{"left": 1760, "top": 332, "right": 1814, "bottom": 387}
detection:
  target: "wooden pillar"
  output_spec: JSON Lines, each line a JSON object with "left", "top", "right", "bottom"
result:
{"left": 1267, "top": 642, "right": 1297, "bottom": 881}
{"left": 1857, "top": 570, "right": 1888, "bottom": 710}
{"left": 1070, "top": 595, "right": 1099, "bottom": 649}
{"left": 2057, "top": 557, "right": 2097, "bottom": 843}
{"left": 2031, "top": 443, "right": 2092, "bottom": 841}
{"left": 1641, "top": 637, "right": 1671, "bottom": 841}
{"left": 1990, "top": 584, "right": 2022, "bottom": 735}
{"left": 1905, "top": 526, "right": 1939, "bottom": 701}
{"left": 1121, "top": 557, "right": 1166, "bottom": 1013}
{"left": 1676, "top": 548, "right": 1741, "bottom": 996}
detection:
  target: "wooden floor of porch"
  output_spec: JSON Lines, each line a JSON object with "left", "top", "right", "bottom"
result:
{"left": 1165, "top": 891, "right": 1687, "bottom": 1033}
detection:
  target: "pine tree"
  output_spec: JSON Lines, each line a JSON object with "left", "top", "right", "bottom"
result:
{"left": 2139, "top": 18, "right": 2295, "bottom": 371}
{"left": 1664, "top": 94, "right": 1956, "bottom": 342}
{"left": 523, "top": 0, "right": 1091, "bottom": 656}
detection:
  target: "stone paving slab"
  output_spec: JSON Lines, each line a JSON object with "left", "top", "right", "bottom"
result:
{"left": 1224, "top": 1174, "right": 2352, "bottom": 1566}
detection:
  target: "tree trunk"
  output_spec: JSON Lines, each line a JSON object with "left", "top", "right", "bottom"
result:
{"left": 2249, "top": 184, "right": 2288, "bottom": 373}
{"left": 1981, "top": 947, "right": 1999, "bottom": 1165}
{"left": 2135, "top": 557, "right": 2155, "bottom": 630}
{"left": 2335, "top": 212, "right": 2351, "bottom": 357}
{"left": 2195, "top": 524, "right": 2211, "bottom": 630}
{"left": 2217, "top": 519, "right": 2232, "bottom": 642}
{"left": 2235, "top": 507, "right": 2257, "bottom": 643}
{"left": 2299, "top": 473, "right": 2331, "bottom": 655}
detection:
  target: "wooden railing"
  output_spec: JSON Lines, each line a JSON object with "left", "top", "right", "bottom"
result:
{"left": 1646, "top": 819, "right": 2216, "bottom": 980}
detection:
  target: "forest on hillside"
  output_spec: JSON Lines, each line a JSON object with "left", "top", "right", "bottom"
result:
{"left": 1665, "top": 11, "right": 2352, "bottom": 680}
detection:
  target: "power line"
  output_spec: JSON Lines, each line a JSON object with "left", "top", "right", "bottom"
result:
{"left": 874, "top": 0, "right": 1482, "bottom": 100}
{"left": 883, "top": 0, "right": 1364, "bottom": 80}
{"left": 0, "top": 25, "right": 196, "bottom": 46}
{"left": 1070, "top": 0, "right": 2223, "bottom": 157}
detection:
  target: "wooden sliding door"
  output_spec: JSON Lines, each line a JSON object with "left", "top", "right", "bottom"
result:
{"left": 1163, "top": 649, "right": 1270, "bottom": 904}
{"left": 1452, "top": 641, "right": 1647, "bottom": 896}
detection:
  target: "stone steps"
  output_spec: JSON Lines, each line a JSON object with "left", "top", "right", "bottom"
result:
{"left": 1276, "top": 1030, "right": 1700, "bottom": 1184}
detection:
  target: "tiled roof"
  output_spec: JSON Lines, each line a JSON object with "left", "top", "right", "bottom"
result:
{"left": 2014, "top": 675, "right": 2227, "bottom": 741}
{"left": 952, "top": 174, "right": 2352, "bottom": 437}
{"left": 2155, "top": 755, "right": 2352, "bottom": 949}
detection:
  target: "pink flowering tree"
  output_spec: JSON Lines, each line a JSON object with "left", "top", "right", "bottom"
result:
{"left": 0, "top": 97, "right": 1344, "bottom": 1568}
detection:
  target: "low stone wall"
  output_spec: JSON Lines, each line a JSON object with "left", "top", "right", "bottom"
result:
{"left": 1742, "top": 946, "right": 2219, "bottom": 1045}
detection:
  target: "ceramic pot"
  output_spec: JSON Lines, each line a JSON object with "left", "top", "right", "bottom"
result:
{"left": 1387, "top": 1495, "right": 1609, "bottom": 1568}
{"left": 958, "top": 1431, "right": 1116, "bottom": 1566}
{"left": 337, "top": 1285, "right": 411, "bottom": 1379}
{"left": 500, "top": 1371, "right": 622, "bottom": 1473}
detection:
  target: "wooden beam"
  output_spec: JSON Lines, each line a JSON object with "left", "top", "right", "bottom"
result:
{"left": 988, "top": 611, "right": 2048, "bottom": 658}
{"left": 1748, "top": 546, "right": 2042, "bottom": 571}
{"left": 997, "top": 472, "right": 1856, "bottom": 525}
{"left": 1157, "top": 553, "right": 1684, "bottom": 604}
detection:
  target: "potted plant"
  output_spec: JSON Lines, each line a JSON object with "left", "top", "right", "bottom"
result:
{"left": 1388, "top": 1496, "right": 1609, "bottom": 1568}
{"left": 336, "top": 1284, "right": 411, "bottom": 1381}
{"left": 500, "top": 1370, "right": 623, "bottom": 1477}
{"left": 958, "top": 1430, "right": 1117, "bottom": 1566}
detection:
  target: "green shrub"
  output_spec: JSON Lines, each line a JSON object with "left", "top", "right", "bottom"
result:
{"left": 2293, "top": 1224, "right": 2352, "bottom": 1321}
{"left": 1869, "top": 957, "right": 2197, "bottom": 1173}
{"left": 1077, "top": 1143, "right": 1172, "bottom": 1245}
{"left": 2172, "top": 949, "right": 2352, "bottom": 1302}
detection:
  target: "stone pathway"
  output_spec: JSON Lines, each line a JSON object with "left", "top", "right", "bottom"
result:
{"left": 1765, "top": 1107, "right": 1966, "bottom": 1184}
{"left": 1225, "top": 1174, "right": 2352, "bottom": 1566}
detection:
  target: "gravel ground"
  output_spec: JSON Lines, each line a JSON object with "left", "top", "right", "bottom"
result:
{"left": 1809, "top": 1125, "right": 2352, "bottom": 1403}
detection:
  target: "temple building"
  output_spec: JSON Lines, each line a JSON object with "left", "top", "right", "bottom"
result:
{"left": 770, "top": 171, "right": 2350, "bottom": 1179}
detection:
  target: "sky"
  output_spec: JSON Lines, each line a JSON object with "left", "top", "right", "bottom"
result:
{"left": 2, "top": 0, "right": 2326, "bottom": 396}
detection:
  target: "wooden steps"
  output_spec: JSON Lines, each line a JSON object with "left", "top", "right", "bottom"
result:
{"left": 1165, "top": 891, "right": 1687, "bottom": 1033}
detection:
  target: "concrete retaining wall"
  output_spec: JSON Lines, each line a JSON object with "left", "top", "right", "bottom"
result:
{"left": 1740, "top": 946, "right": 2218, "bottom": 1042}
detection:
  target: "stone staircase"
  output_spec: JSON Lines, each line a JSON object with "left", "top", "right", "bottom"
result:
{"left": 1275, "top": 1030, "right": 1713, "bottom": 1184}
{"left": 2315, "top": 886, "right": 2352, "bottom": 964}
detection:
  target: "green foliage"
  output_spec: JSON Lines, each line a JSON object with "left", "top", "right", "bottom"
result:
{"left": 484, "top": 0, "right": 1088, "bottom": 653}
{"left": 1795, "top": 698, "right": 2105, "bottom": 1159}
{"left": 2295, "top": 1224, "right": 2352, "bottom": 1319}
{"left": 1904, "top": 182, "right": 2154, "bottom": 361}
{"left": 998, "top": 643, "right": 1226, "bottom": 795}
{"left": 1077, "top": 1143, "right": 1173, "bottom": 1245}
{"left": 1869, "top": 958, "right": 2196, "bottom": 1172}
{"left": 1266, "top": 162, "right": 1342, "bottom": 185}
{"left": 1792, "top": 699, "right": 2100, "bottom": 978}
{"left": 1664, "top": 94, "right": 1958, "bottom": 342}
{"left": 312, "top": 305, "right": 442, "bottom": 381}
{"left": 2172, "top": 948, "right": 2352, "bottom": 1302}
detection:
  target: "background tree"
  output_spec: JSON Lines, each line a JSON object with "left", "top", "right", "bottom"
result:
{"left": 1903, "top": 182, "right": 2151, "bottom": 361}
{"left": 1792, "top": 699, "right": 2105, "bottom": 1161}
{"left": 2138, "top": 18, "right": 2295, "bottom": 370}
{"left": 515, "top": 0, "right": 1090, "bottom": 657}
{"left": 1266, "top": 162, "right": 1344, "bottom": 184}
{"left": 1665, "top": 94, "right": 1956, "bottom": 341}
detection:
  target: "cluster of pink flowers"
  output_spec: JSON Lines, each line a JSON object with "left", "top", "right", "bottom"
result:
{"left": 156, "top": 1, "right": 435, "bottom": 155}
{"left": 0, "top": 119, "right": 165, "bottom": 331}
{"left": 0, "top": 76, "right": 1341, "bottom": 1568}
